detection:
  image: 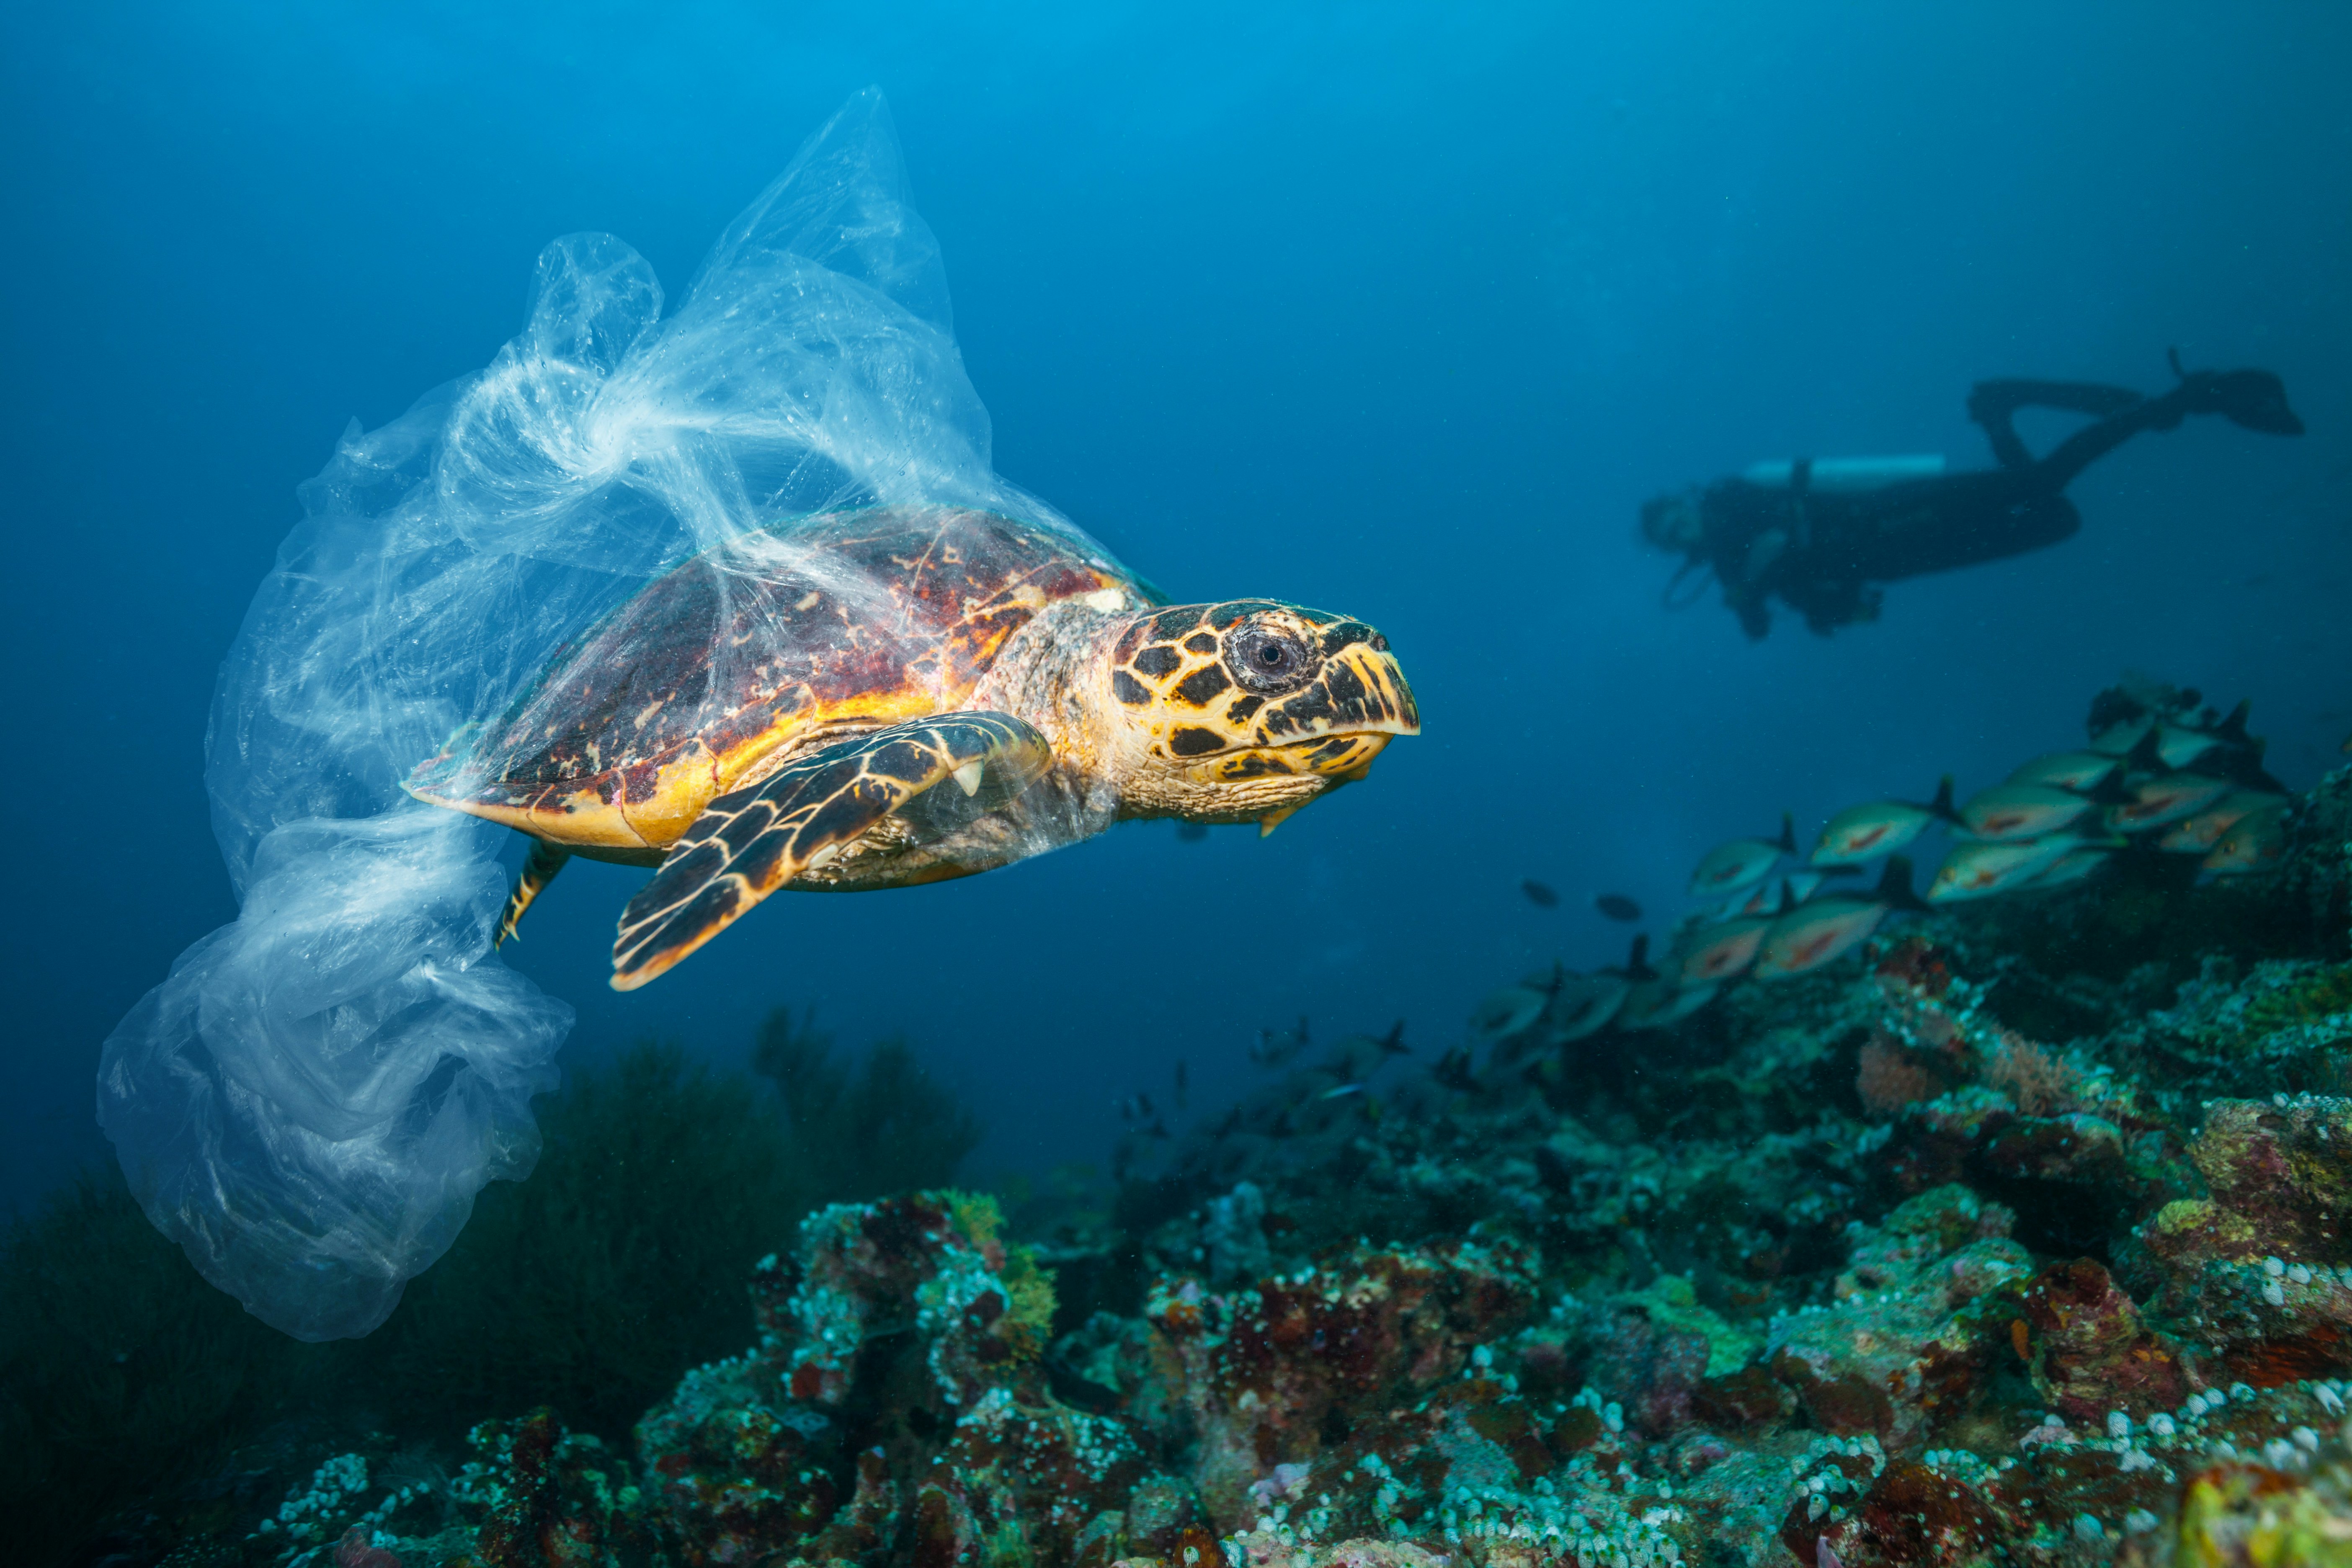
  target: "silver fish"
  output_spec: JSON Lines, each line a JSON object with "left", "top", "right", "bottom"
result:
{"left": 1548, "top": 975, "right": 1630, "bottom": 1042}
{"left": 1689, "top": 813, "right": 1797, "bottom": 897}
{"left": 1470, "top": 986, "right": 1548, "bottom": 1042}
{"left": 1618, "top": 977, "right": 1719, "bottom": 1029}
{"left": 2006, "top": 750, "right": 2123, "bottom": 792}
{"left": 1248, "top": 1017, "right": 1309, "bottom": 1068}
{"left": 2203, "top": 804, "right": 2289, "bottom": 875}
{"left": 1811, "top": 779, "right": 1957, "bottom": 866}
{"left": 1927, "top": 835, "right": 2092, "bottom": 903}
{"left": 1955, "top": 783, "right": 2096, "bottom": 843}
{"left": 1752, "top": 858, "right": 1924, "bottom": 978}
{"left": 2106, "top": 773, "right": 2236, "bottom": 833}
{"left": 1675, "top": 915, "right": 1775, "bottom": 986}
{"left": 2089, "top": 714, "right": 2156, "bottom": 756}
{"left": 2154, "top": 723, "right": 2226, "bottom": 769}
{"left": 2157, "top": 790, "right": 2284, "bottom": 853}
{"left": 2020, "top": 844, "right": 2118, "bottom": 890}
{"left": 1752, "top": 899, "right": 1893, "bottom": 980}
{"left": 1718, "top": 869, "right": 1846, "bottom": 919}
{"left": 2156, "top": 699, "right": 2255, "bottom": 769}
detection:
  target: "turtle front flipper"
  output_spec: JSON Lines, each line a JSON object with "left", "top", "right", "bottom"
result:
{"left": 496, "top": 839, "right": 573, "bottom": 949}
{"left": 609, "top": 712, "right": 1052, "bottom": 990}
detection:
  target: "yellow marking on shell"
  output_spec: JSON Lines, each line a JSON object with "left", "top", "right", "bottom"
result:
{"left": 1083, "top": 588, "right": 1127, "bottom": 612}
{"left": 795, "top": 591, "right": 821, "bottom": 610}
{"left": 427, "top": 686, "right": 957, "bottom": 855}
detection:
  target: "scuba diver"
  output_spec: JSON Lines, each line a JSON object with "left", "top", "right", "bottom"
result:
{"left": 1641, "top": 352, "right": 2304, "bottom": 639}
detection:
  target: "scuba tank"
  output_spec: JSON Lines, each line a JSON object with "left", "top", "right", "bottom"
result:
{"left": 1740, "top": 454, "right": 1946, "bottom": 492}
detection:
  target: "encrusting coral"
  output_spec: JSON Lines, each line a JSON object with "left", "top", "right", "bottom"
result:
{"left": 35, "top": 708, "right": 2352, "bottom": 1568}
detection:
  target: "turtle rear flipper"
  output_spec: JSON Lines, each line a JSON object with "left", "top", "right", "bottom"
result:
{"left": 609, "top": 712, "right": 1052, "bottom": 990}
{"left": 495, "top": 839, "right": 573, "bottom": 948}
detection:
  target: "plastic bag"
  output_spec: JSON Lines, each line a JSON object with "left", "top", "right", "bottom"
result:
{"left": 101, "top": 88, "right": 1090, "bottom": 1339}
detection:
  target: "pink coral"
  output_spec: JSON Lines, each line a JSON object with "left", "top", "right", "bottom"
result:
{"left": 1857, "top": 1037, "right": 1938, "bottom": 1114}
{"left": 1983, "top": 1036, "right": 2079, "bottom": 1115}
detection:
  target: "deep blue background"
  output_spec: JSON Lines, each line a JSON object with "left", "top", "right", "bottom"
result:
{"left": 5, "top": 3, "right": 2349, "bottom": 1212}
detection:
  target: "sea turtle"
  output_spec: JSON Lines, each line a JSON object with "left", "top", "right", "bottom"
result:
{"left": 406, "top": 506, "right": 1418, "bottom": 990}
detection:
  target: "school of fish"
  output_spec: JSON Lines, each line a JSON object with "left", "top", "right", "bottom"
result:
{"left": 1472, "top": 687, "right": 2290, "bottom": 1050}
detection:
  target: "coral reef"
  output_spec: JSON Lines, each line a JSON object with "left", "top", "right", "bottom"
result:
{"left": 38, "top": 743, "right": 2352, "bottom": 1567}
{"left": 1, "top": 1021, "right": 990, "bottom": 1566}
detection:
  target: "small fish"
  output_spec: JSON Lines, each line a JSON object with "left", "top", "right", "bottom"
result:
{"left": 2106, "top": 773, "right": 2236, "bottom": 833}
{"left": 2006, "top": 750, "right": 2124, "bottom": 792}
{"left": 1547, "top": 973, "right": 1631, "bottom": 1041}
{"left": 1470, "top": 986, "right": 1548, "bottom": 1042}
{"left": 2154, "top": 723, "right": 2226, "bottom": 769}
{"left": 1595, "top": 892, "right": 1643, "bottom": 923}
{"left": 1689, "top": 814, "right": 1797, "bottom": 897}
{"left": 2156, "top": 791, "right": 2284, "bottom": 853}
{"left": 1322, "top": 1020, "right": 1410, "bottom": 1081}
{"left": 1811, "top": 779, "right": 1959, "bottom": 866}
{"left": 1520, "top": 879, "right": 1560, "bottom": 908}
{"left": 1753, "top": 857, "right": 1925, "bottom": 978}
{"left": 2020, "top": 843, "right": 2118, "bottom": 890}
{"left": 1955, "top": 783, "right": 2096, "bottom": 843}
{"left": 1617, "top": 975, "right": 1719, "bottom": 1030}
{"left": 1719, "top": 868, "right": 1850, "bottom": 918}
{"left": 1777, "top": 871, "right": 1834, "bottom": 907}
{"left": 1320, "top": 1081, "right": 1367, "bottom": 1100}
{"left": 1248, "top": 1017, "right": 1309, "bottom": 1069}
{"left": 1927, "top": 835, "right": 2102, "bottom": 903}
{"left": 1173, "top": 1058, "right": 1189, "bottom": 1109}
{"left": 1674, "top": 913, "right": 1775, "bottom": 986}
{"left": 2155, "top": 699, "right": 2255, "bottom": 769}
{"left": 1176, "top": 822, "right": 1210, "bottom": 843}
{"left": 1607, "top": 933, "right": 1660, "bottom": 983}
{"left": 1114, "top": 1091, "right": 1157, "bottom": 1124}
{"left": 2089, "top": 714, "right": 2156, "bottom": 756}
{"left": 1430, "top": 1045, "right": 1480, "bottom": 1093}
{"left": 2204, "top": 803, "right": 2290, "bottom": 875}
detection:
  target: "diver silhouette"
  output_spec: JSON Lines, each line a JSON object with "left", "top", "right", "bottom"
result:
{"left": 1641, "top": 352, "right": 2304, "bottom": 639}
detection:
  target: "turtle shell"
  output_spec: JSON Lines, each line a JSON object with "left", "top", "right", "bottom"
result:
{"left": 407, "top": 507, "right": 1142, "bottom": 852}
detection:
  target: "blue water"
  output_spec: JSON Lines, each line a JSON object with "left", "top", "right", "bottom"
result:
{"left": 5, "top": 3, "right": 2349, "bottom": 1215}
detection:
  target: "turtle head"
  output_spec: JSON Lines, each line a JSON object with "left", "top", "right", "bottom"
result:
{"left": 1093, "top": 600, "right": 1419, "bottom": 832}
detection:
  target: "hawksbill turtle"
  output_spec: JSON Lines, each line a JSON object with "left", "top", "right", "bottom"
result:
{"left": 406, "top": 505, "right": 1418, "bottom": 989}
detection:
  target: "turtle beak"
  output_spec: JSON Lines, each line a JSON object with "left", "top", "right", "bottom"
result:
{"left": 1322, "top": 638, "right": 1420, "bottom": 740}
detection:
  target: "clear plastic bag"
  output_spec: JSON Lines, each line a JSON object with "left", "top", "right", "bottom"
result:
{"left": 101, "top": 89, "right": 1089, "bottom": 1339}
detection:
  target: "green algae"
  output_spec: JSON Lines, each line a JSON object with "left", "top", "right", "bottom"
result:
{"left": 1606, "top": 1273, "right": 1759, "bottom": 1379}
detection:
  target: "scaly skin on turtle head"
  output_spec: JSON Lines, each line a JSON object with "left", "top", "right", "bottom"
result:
{"left": 1089, "top": 599, "right": 1418, "bottom": 832}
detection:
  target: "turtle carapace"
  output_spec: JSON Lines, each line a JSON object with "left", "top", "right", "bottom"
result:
{"left": 405, "top": 506, "right": 1418, "bottom": 989}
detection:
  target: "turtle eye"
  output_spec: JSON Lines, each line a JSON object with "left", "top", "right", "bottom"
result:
{"left": 1225, "top": 624, "right": 1314, "bottom": 694}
